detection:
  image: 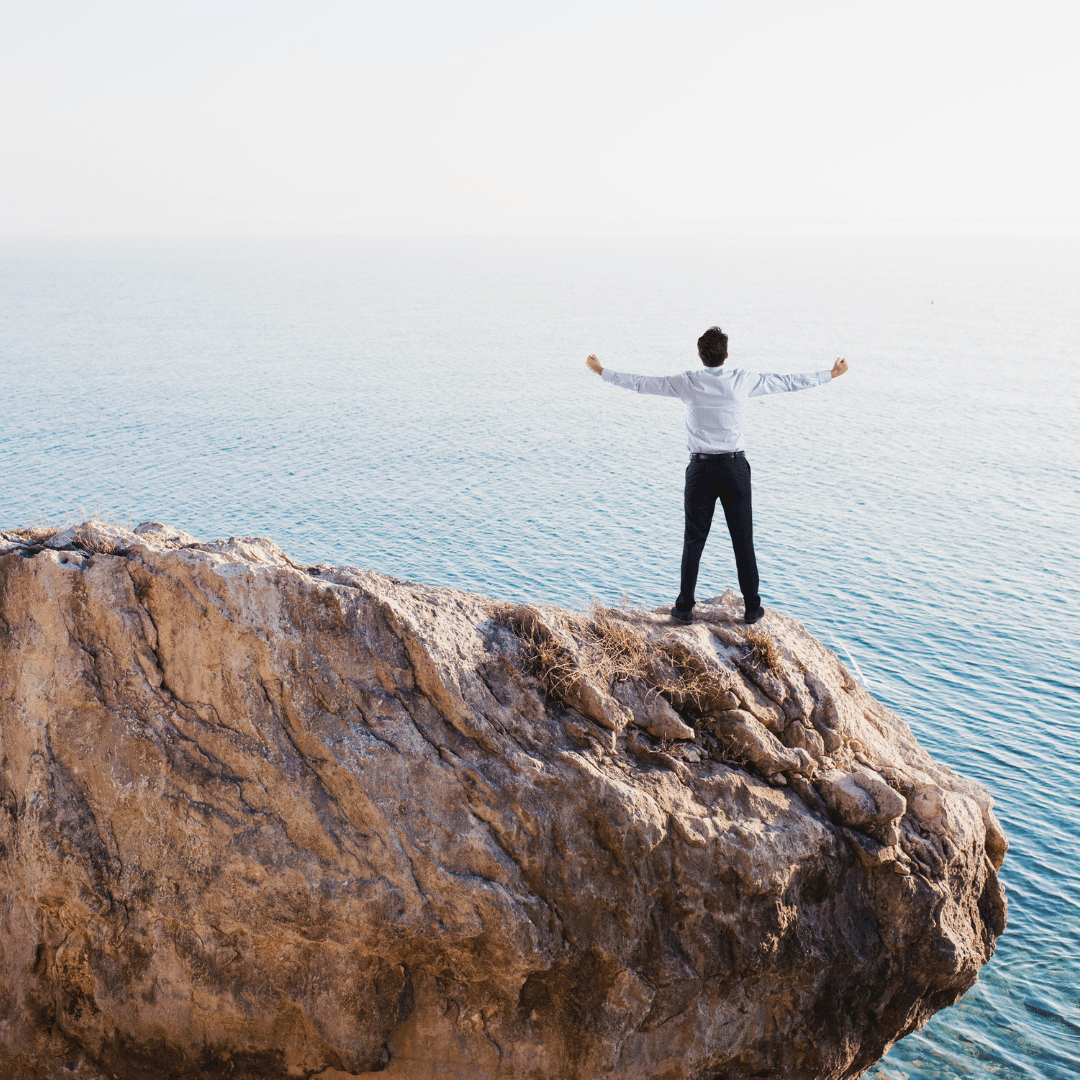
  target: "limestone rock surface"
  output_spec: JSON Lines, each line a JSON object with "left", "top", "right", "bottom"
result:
{"left": 0, "top": 522, "right": 1007, "bottom": 1080}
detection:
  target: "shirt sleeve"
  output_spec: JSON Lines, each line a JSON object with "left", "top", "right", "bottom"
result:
{"left": 600, "top": 368, "right": 688, "bottom": 398}
{"left": 747, "top": 370, "right": 832, "bottom": 398}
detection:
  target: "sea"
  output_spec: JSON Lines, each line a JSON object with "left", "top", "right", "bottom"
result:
{"left": 1, "top": 234, "right": 1078, "bottom": 1079}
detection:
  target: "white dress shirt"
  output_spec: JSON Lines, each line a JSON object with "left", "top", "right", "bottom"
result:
{"left": 601, "top": 365, "right": 832, "bottom": 454}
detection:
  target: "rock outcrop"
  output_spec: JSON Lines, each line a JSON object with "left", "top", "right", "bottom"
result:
{"left": 0, "top": 522, "right": 1007, "bottom": 1080}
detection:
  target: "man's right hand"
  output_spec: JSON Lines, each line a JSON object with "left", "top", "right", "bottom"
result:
{"left": 831, "top": 358, "right": 849, "bottom": 379}
{"left": 586, "top": 354, "right": 604, "bottom": 375}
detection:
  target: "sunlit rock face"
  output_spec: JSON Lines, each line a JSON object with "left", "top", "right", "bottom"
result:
{"left": 0, "top": 522, "right": 1006, "bottom": 1080}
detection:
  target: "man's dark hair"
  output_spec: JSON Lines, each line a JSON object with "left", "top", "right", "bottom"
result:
{"left": 698, "top": 326, "right": 729, "bottom": 367}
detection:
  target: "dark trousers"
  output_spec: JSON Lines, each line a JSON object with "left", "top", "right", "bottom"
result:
{"left": 675, "top": 453, "right": 760, "bottom": 613}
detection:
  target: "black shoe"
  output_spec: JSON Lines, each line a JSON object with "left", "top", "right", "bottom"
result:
{"left": 669, "top": 606, "right": 693, "bottom": 624}
{"left": 744, "top": 605, "right": 765, "bottom": 625}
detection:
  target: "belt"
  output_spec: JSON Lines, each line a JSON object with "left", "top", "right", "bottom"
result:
{"left": 691, "top": 450, "right": 744, "bottom": 461}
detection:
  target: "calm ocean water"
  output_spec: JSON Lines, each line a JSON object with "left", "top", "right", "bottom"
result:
{"left": 2, "top": 235, "right": 1078, "bottom": 1079}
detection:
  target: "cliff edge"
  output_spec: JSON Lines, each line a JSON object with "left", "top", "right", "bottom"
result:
{"left": 0, "top": 522, "right": 1007, "bottom": 1080}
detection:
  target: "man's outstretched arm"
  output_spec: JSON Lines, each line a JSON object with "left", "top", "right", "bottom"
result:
{"left": 748, "top": 357, "right": 850, "bottom": 397}
{"left": 585, "top": 354, "right": 686, "bottom": 398}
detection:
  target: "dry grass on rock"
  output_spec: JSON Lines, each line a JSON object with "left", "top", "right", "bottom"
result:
{"left": 5, "top": 524, "right": 61, "bottom": 544}
{"left": 2, "top": 515, "right": 137, "bottom": 557}
{"left": 746, "top": 627, "right": 785, "bottom": 672}
{"left": 492, "top": 600, "right": 738, "bottom": 721}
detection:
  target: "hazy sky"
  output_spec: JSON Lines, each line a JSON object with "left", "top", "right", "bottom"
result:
{"left": 2, "top": 0, "right": 1077, "bottom": 234}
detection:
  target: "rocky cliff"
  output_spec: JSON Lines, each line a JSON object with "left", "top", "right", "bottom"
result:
{"left": 0, "top": 522, "right": 1006, "bottom": 1080}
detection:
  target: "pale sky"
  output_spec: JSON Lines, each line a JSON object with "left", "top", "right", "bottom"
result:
{"left": 1, "top": 0, "right": 1077, "bottom": 235}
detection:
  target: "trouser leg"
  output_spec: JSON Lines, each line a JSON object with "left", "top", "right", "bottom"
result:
{"left": 676, "top": 462, "right": 716, "bottom": 612}
{"left": 717, "top": 456, "right": 760, "bottom": 610}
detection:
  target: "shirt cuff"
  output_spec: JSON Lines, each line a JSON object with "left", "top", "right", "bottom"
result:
{"left": 601, "top": 368, "right": 617, "bottom": 383}
{"left": 819, "top": 370, "right": 832, "bottom": 384}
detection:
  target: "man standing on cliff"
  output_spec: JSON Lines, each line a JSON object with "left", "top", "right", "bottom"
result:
{"left": 586, "top": 327, "right": 848, "bottom": 625}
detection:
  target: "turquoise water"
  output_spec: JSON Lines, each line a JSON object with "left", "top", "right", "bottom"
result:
{"left": 2, "top": 236, "right": 1078, "bottom": 1078}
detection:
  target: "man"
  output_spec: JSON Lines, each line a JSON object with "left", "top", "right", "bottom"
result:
{"left": 585, "top": 327, "right": 848, "bottom": 625}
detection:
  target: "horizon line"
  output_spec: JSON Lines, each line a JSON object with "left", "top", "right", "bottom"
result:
{"left": 2, "top": 217, "right": 1079, "bottom": 241}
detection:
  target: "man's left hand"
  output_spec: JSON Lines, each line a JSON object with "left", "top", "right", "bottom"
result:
{"left": 831, "top": 358, "right": 849, "bottom": 378}
{"left": 586, "top": 354, "right": 604, "bottom": 375}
